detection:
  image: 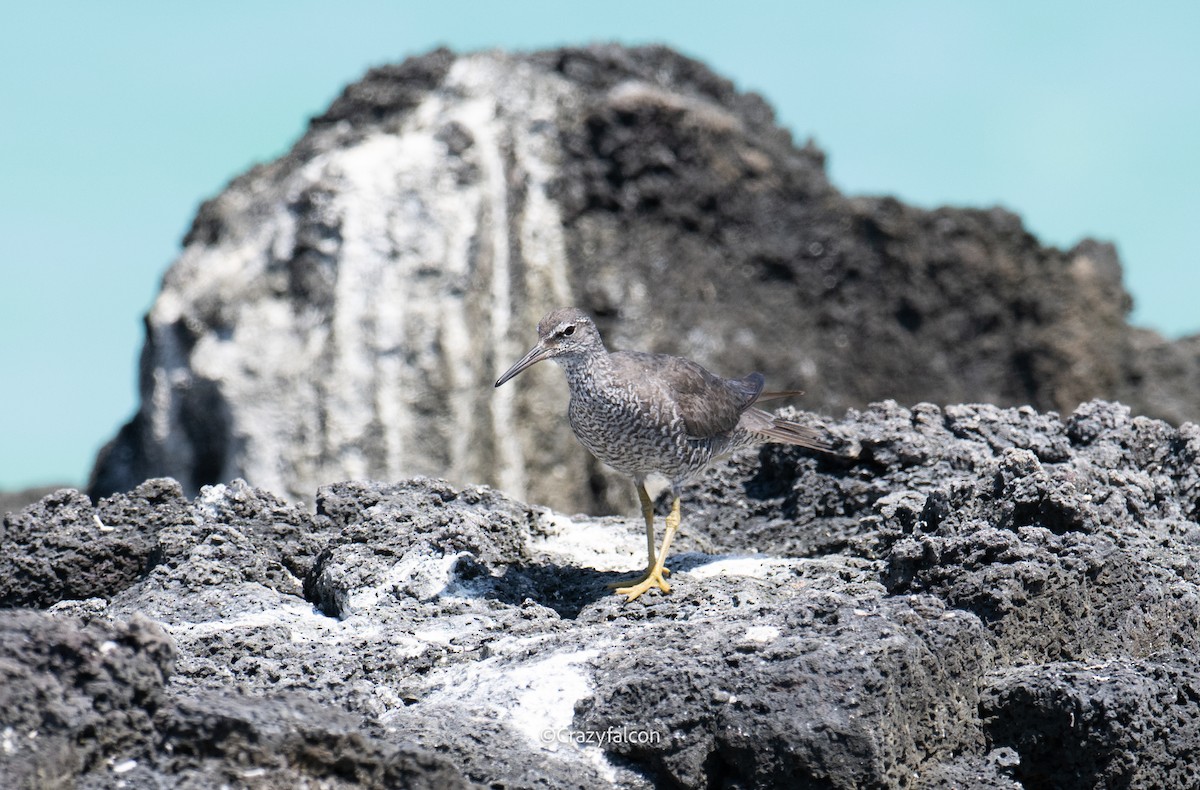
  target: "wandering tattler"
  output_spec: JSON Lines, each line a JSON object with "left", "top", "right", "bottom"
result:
{"left": 495, "top": 307, "right": 831, "bottom": 602}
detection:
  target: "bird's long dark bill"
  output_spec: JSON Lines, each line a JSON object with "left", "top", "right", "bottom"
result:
{"left": 495, "top": 345, "right": 549, "bottom": 387}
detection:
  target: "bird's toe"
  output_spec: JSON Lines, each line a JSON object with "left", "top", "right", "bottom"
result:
{"left": 613, "top": 567, "right": 672, "bottom": 602}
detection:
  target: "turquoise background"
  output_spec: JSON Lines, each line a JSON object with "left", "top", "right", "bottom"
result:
{"left": 3, "top": 1, "right": 1197, "bottom": 489}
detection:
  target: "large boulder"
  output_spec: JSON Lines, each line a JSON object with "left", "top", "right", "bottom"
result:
{"left": 87, "top": 45, "right": 1200, "bottom": 511}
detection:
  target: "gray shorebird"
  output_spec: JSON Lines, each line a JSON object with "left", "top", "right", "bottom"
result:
{"left": 495, "top": 307, "right": 831, "bottom": 602}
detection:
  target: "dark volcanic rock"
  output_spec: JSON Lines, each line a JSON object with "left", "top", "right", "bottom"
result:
{"left": 0, "top": 611, "right": 173, "bottom": 788}
{"left": 576, "top": 586, "right": 993, "bottom": 789}
{"left": 151, "top": 692, "right": 468, "bottom": 789}
{"left": 87, "top": 44, "right": 1200, "bottom": 514}
{"left": 7, "top": 399, "right": 1200, "bottom": 787}
{"left": 0, "top": 479, "right": 188, "bottom": 608}
{"left": 981, "top": 658, "right": 1200, "bottom": 790}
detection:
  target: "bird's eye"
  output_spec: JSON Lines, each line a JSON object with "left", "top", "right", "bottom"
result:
{"left": 562, "top": 324, "right": 576, "bottom": 336}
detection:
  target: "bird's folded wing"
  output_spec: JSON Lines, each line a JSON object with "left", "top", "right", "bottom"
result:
{"left": 610, "top": 352, "right": 763, "bottom": 439}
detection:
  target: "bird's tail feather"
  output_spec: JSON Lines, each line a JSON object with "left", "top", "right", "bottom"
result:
{"left": 740, "top": 408, "right": 833, "bottom": 452}
{"left": 755, "top": 389, "right": 805, "bottom": 402}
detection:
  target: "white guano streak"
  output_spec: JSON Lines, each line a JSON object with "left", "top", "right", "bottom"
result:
{"left": 329, "top": 135, "right": 416, "bottom": 480}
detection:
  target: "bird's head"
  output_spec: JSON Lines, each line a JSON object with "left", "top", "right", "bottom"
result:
{"left": 495, "top": 307, "right": 604, "bottom": 387}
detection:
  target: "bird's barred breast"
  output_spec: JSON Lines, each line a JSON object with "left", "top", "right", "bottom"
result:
{"left": 567, "top": 379, "right": 712, "bottom": 481}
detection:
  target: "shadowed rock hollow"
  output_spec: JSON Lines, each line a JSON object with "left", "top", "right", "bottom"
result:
{"left": 4, "top": 400, "right": 1200, "bottom": 788}
{"left": 87, "top": 44, "right": 1200, "bottom": 513}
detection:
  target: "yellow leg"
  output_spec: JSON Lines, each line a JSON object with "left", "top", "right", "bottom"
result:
{"left": 608, "top": 483, "right": 669, "bottom": 590}
{"left": 638, "top": 483, "right": 657, "bottom": 567}
{"left": 615, "top": 495, "right": 680, "bottom": 602}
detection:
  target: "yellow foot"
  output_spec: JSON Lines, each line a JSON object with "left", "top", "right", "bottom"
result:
{"left": 606, "top": 566, "right": 669, "bottom": 589}
{"left": 612, "top": 566, "right": 672, "bottom": 602}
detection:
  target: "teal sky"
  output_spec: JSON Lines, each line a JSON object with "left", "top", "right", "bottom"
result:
{"left": 2, "top": 2, "right": 1197, "bottom": 490}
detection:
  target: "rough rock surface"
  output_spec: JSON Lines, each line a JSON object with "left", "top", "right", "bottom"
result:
{"left": 0, "top": 611, "right": 174, "bottom": 788}
{"left": 7, "top": 399, "right": 1200, "bottom": 788}
{"left": 87, "top": 44, "right": 1200, "bottom": 512}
